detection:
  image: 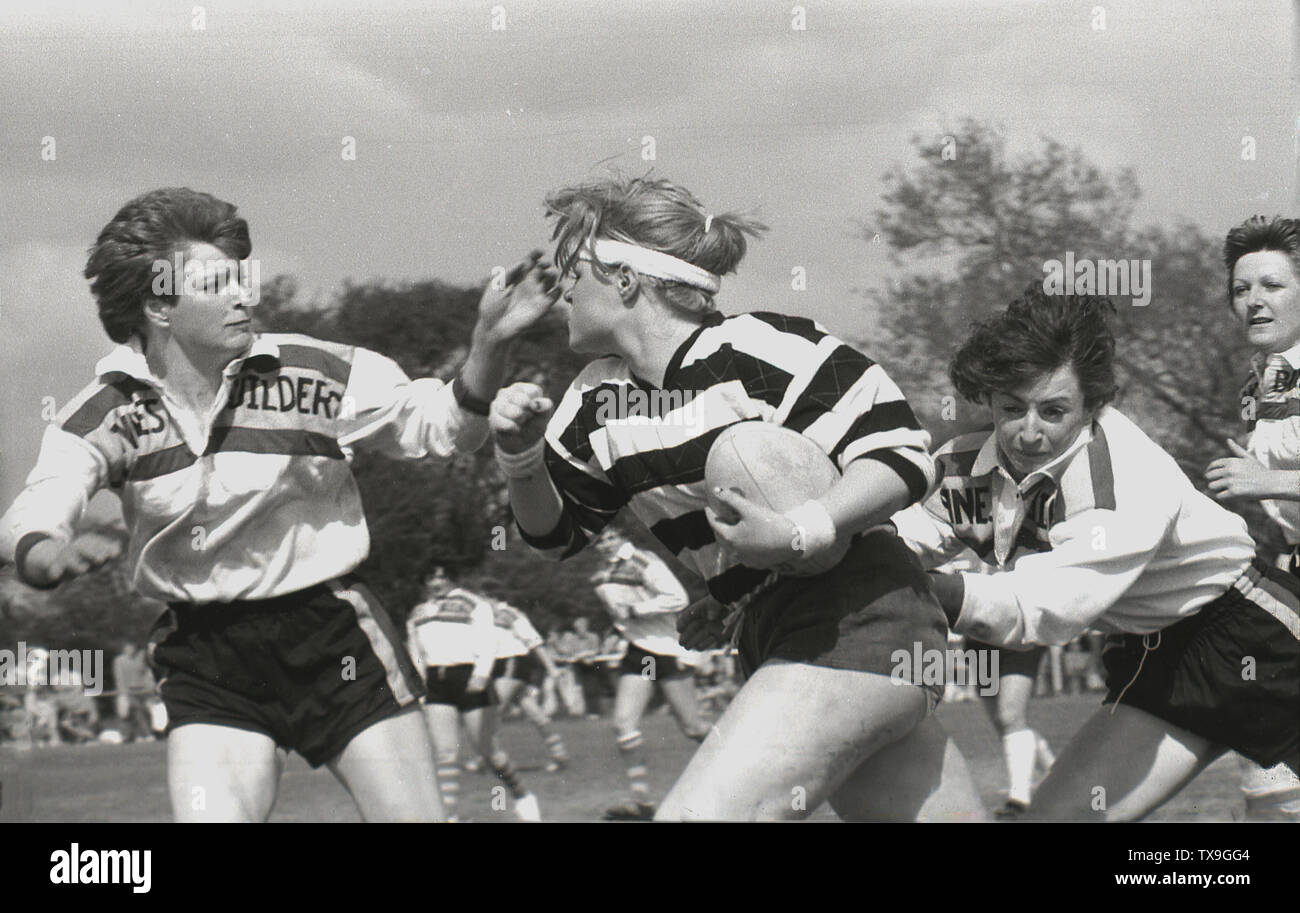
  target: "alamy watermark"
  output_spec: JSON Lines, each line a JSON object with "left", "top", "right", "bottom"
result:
{"left": 150, "top": 252, "right": 261, "bottom": 305}
{"left": 0, "top": 643, "right": 104, "bottom": 696}
{"left": 1042, "top": 252, "right": 1151, "bottom": 306}
{"left": 593, "top": 386, "right": 706, "bottom": 426}
{"left": 891, "top": 642, "right": 1000, "bottom": 697}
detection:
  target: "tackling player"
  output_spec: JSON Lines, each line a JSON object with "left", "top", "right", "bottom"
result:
{"left": 0, "top": 188, "right": 558, "bottom": 821}
{"left": 901, "top": 286, "right": 1300, "bottom": 821}
{"left": 491, "top": 175, "right": 985, "bottom": 821}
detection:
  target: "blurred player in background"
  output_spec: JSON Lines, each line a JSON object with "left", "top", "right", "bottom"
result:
{"left": 0, "top": 188, "right": 559, "bottom": 821}
{"left": 1204, "top": 215, "right": 1300, "bottom": 822}
{"left": 588, "top": 527, "right": 708, "bottom": 820}
{"left": 487, "top": 597, "right": 569, "bottom": 772}
{"left": 492, "top": 174, "right": 984, "bottom": 821}
{"left": 406, "top": 571, "right": 541, "bottom": 821}
{"left": 909, "top": 287, "right": 1299, "bottom": 821}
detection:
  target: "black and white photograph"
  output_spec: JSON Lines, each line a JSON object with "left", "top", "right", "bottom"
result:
{"left": 0, "top": 0, "right": 1296, "bottom": 890}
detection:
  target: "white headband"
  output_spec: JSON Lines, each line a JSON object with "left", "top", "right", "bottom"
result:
{"left": 584, "top": 239, "right": 721, "bottom": 294}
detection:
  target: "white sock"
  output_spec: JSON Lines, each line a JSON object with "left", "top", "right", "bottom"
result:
{"left": 1003, "top": 729, "right": 1037, "bottom": 805}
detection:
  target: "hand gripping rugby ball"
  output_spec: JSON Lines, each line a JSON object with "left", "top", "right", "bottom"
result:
{"left": 704, "top": 421, "right": 850, "bottom": 575}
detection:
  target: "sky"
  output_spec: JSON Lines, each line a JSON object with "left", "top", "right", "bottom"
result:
{"left": 0, "top": 0, "right": 1296, "bottom": 510}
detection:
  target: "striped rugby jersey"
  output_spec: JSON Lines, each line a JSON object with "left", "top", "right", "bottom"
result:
{"left": 405, "top": 587, "right": 497, "bottom": 675}
{"left": 0, "top": 333, "right": 486, "bottom": 603}
{"left": 518, "top": 310, "right": 935, "bottom": 609}
{"left": 1242, "top": 341, "right": 1300, "bottom": 546}
{"left": 893, "top": 406, "right": 1257, "bottom": 646}
{"left": 490, "top": 601, "right": 545, "bottom": 659}
{"left": 591, "top": 542, "right": 699, "bottom": 661}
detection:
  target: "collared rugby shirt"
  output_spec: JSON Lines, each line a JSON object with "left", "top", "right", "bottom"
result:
{"left": 893, "top": 406, "right": 1258, "bottom": 646}
{"left": 1243, "top": 341, "right": 1300, "bottom": 546}
{"left": 0, "top": 334, "right": 486, "bottom": 604}
{"left": 405, "top": 587, "right": 497, "bottom": 676}
{"left": 490, "top": 600, "right": 545, "bottom": 659}
{"left": 592, "top": 541, "right": 697, "bottom": 660}
{"left": 518, "top": 310, "right": 935, "bottom": 609}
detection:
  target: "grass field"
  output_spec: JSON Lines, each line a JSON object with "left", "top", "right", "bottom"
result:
{"left": 0, "top": 693, "right": 1247, "bottom": 822}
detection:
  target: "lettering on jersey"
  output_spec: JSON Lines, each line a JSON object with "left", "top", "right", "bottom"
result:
{"left": 225, "top": 372, "right": 344, "bottom": 419}
{"left": 108, "top": 399, "right": 167, "bottom": 447}
{"left": 939, "top": 486, "right": 991, "bottom": 526}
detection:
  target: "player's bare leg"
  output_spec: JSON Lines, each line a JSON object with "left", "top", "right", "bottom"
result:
{"left": 422, "top": 703, "right": 464, "bottom": 819}
{"left": 496, "top": 676, "right": 567, "bottom": 769}
{"left": 828, "top": 715, "right": 987, "bottom": 822}
{"left": 168, "top": 723, "right": 282, "bottom": 822}
{"left": 327, "top": 707, "right": 445, "bottom": 822}
{"left": 658, "top": 674, "right": 709, "bottom": 741}
{"left": 606, "top": 673, "right": 658, "bottom": 818}
{"left": 978, "top": 659, "right": 1053, "bottom": 815}
{"left": 463, "top": 705, "right": 539, "bottom": 820}
{"left": 1024, "top": 703, "right": 1226, "bottom": 821}
{"left": 655, "top": 661, "right": 933, "bottom": 821}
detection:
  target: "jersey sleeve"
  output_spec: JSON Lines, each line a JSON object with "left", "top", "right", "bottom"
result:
{"left": 336, "top": 347, "right": 487, "bottom": 459}
{"left": 516, "top": 376, "right": 630, "bottom": 559}
{"left": 0, "top": 420, "right": 113, "bottom": 567}
{"left": 765, "top": 320, "right": 934, "bottom": 504}
{"left": 955, "top": 487, "right": 1178, "bottom": 647}
{"left": 891, "top": 498, "right": 988, "bottom": 573}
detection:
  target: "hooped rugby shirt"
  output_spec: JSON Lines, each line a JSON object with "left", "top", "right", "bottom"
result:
{"left": 591, "top": 541, "right": 699, "bottom": 661}
{"left": 1242, "top": 341, "right": 1300, "bottom": 546}
{"left": 405, "top": 587, "right": 498, "bottom": 677}
{"left": 0, "top": 334, "right": 487, "bottom": 604}
{"left": 517, "top": 310, "right": 936, "bottom": 610}
{"left": 892, "top": 406, "right": 1261, "bottom": 647}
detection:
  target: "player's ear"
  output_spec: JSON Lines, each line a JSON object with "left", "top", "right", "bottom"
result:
{"left": 615, "top": 265, "right": 640, "bottom": 305}
{"left": 142, "top": 296, "right": 172, "bottom": 330}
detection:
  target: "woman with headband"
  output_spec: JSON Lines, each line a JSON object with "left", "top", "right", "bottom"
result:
{"left": 489, "top": 175, "right": 985, "bottom": 821}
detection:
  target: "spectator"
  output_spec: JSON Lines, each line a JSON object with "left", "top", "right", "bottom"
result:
{"left": 112, "top": 642, "right": 156, "bottom": 740}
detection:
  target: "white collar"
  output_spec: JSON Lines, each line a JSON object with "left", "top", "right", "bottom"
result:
{"left": 1252, "top": 340, "right": 1300, "bottom": 375}
{"left": 970, "top": 421, "right": 1093, "bottom": 491}
{"left": 94, "top": 335, "right": 281, "bottom": 385}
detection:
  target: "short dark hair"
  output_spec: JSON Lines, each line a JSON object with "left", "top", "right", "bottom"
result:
{"left": 1222, "top": 215, "right": 1300, "bottom": 305}
{"left": 949, "top": 284, "right": 1118, "bottom": 410}
{"left": 84, "top": 188, "right": 251, "bottom": 343}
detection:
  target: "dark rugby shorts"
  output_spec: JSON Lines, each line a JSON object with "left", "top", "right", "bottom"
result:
{"left": 618, "top": 642, "right": 693, "bottom": 680}
{"left": 423, "top": 664, "right": 496, "bottom": 712}
{"left": 149, "top": 574, "right": 424, "bottom": 767}
{"left": 1102, "top": 558, "right": 1300, "bottom": 771}
{"left": 735, "top": 527, "right": 948, "bottom": 706}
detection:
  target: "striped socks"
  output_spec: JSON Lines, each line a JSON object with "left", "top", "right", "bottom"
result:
{"left": 617, "top": 730, "right": 651, "bottom": 800}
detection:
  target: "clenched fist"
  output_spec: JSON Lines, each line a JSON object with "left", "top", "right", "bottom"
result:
{"left": 491, "top": 381, "right": 554, "bottom": 453}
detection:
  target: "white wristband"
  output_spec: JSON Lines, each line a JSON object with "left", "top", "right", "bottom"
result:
{"left": 495, "top": 437, "right": 546, "bottom": 479}
{"left": 784, "top": 500, "right": 837, "bottom": 561}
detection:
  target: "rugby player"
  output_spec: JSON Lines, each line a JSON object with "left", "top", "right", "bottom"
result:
{"left": 1204, "top": 215, "right": 1300, "bottom": 822}
{"left": 900, "top": 286, "right": 1300, "bottom": 821}
{"left": 490, "top": 175, "right": 985, "bottom": 821}
{"left": 0, "top": 188, "right": 558, "bottom": 822}
{"left": 486, "top": 597, "right": 569, "bottom": 773}
{"left": 406, "top": 571, "right": 542, "bottom": 821}
{"left": 588, "top": 527, "right": 709, "bottom": 821}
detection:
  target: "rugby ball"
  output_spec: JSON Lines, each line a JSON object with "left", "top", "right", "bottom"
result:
{"left": 704, "top": 421, "right": 849, "bottom": 575}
